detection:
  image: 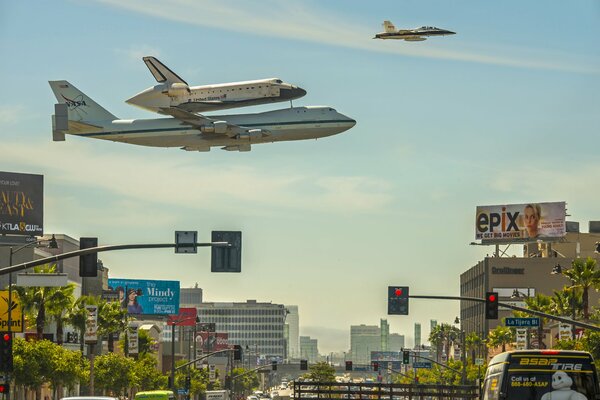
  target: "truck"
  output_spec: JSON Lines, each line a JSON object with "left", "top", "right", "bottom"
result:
{"left": 206, "top": 390, "right": 230, "bottom": 400}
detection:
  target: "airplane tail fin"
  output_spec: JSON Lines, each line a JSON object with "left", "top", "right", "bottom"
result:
{"left": 142, "top": 56, "right": 188, "bottom": 85}
{"left": 49, "top": 80, "right": 117, "bottom": 140}
{"left": 383, "top": 20, "right": 396, "bottom": 33}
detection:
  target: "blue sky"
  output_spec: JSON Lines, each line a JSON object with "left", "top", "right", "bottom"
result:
{"left": 1, "top": 1, "right": 599, "bottom": 353}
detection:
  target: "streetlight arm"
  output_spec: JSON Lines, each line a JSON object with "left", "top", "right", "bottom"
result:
{"left": 231, "top": 364, "right": 272, "bottom": 380}
{"left": 0, "top": 242, "right": 230, "bottom": 276}
{"left": 175, "top": 348, "right": 234, "bottom": 371}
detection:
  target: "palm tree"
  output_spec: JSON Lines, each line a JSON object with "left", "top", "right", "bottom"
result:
{"left": 15, "top": 264, "right": 76, "bottom": 340}
{"left": 66, "top": 295, "right": 98, "bottom": 353}
{"left": 97, "top": 299, "right": 128, "bottom": 352}
{"left": 486, "top": 326, "right": 514, "bottom": 353}
{"left": 524, "top": 293, "right": 552, "bottom": 349}
{"left": 46, "top": 282, "right": 76, "bottom": 344}
{"left": 429, "top": 323, "right": 460, "bottom": 363}
{"left": 550, "top": 286, "right": 583, "bottom": 319}
{"left": 465, "top": 332, "right": 482, "bottom": 363}
{"left": 563, "top": 257, "right": 600, "bottom": 321}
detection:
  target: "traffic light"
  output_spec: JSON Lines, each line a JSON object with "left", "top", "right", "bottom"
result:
{"left": 485, "top": 291, "right": 499, "bottom": 320}
{"left": 79, "top": 237, "right": 98, "bottom": 277}
{"left": 0, "top": 383, "right": 9, "bottom": 397}
{"left": 372, "top": 362, "right": 379, "bottom": 371}
{"left": 402, "top": 350, "right": 410, "bottom": 365}
{"left": 211, "top": 231, "right": 242, "bottom": 272}
{"left": 185, "top": 376, "right": 191, "bottom": 390}
{"left": 300, "top": 359, "right": 308, "bottom": 370}
{"left": 272, "top": 361, "right": 277, "bottom": 371}
{"left": 388, "top": 286, "right": 409, "bottom": 315}
{"left": 0, "top": 333, "right": 13, "bottom": 373}
{"left": 233, "top": 345, "right": 242, "bottom": 361}
{"left": 345, "top": 361, "right": 353, "bottom": 371}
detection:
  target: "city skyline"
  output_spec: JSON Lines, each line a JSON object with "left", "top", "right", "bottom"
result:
{"left": 2, "top": 1, "right": 599, "bottom": 354}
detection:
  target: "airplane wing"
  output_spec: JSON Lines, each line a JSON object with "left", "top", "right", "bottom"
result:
{"left": 159, "top": 107, "right": 271, "bottom": 138}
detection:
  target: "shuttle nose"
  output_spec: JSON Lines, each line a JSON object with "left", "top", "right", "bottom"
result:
{"left": 280, "top": 85, "right": 307, "bottom": 100}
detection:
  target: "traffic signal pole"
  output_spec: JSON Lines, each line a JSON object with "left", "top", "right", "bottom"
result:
{"left": 0, "top": 242, "right": 231, "bottom": 277}
{"left": 409, "top": 295, "right": 600, "bottom": 332}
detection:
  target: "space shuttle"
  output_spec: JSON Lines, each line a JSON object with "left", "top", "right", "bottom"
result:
{"left": 126, "top": 56, "right": 307, "bottom": 114}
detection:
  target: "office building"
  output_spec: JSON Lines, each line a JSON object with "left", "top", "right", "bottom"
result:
{"left": 300, "top": 336, "right": 319, "bottom": 363}
{"left": 414, "top": 323, "right": 422, "bottom": 348}
{"left": 286, "top": 305, "right": 299, "bottom": 359}
{"left": 180, "top": 285, "right": 203, "bottom": 307}
{"left": 197, "top": 300, "right": 287, "bottom": 358}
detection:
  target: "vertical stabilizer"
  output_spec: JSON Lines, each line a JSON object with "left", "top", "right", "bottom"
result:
{"left": 49, "top": 80, "right": 117, "bottom": 123}
{"left": 383, "top": 21, "right": 396, "bottom": 33}
{"left": 142, "top": 56, "right": 188, "bottom": 85}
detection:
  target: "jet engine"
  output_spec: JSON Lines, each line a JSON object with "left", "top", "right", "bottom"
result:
{"left": 200, "top": 121, "right": 228, "bottom": 134}
{"left": 166, "top": 82, "right": 190, "bottom": 97}
{"left": 237, "top": 129, "right": 264, "bottom": 141}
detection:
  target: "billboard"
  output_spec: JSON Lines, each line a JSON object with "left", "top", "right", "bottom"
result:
{"left": 475, "top": 202, "right": 566, "bottom": 242}
{"left": 167, "top": 307, "right": 198, "bottom": 326}
{"left": 195, "top": 332, "right": 229, "bottom": 352}
{"left": 108, "top": 278, "right": 180, "bottom": 315}
{"left": 0, "top": 171, "right": 43, "bottom": 236}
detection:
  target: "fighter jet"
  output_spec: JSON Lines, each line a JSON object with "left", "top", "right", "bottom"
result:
{"left": 126, "top": 56, "right": 307, "bottom": 114}
{"left": 50, "top": 81, "right": 355, "bottom": 153}
{"left": 374, "top": 21, "right": 455, "bottom": 41}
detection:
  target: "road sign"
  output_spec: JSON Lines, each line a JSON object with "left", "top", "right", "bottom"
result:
{"left": 475, "top": 358, "right": 485, "bottom": 366}
{"left": 177, "top": 389, "right": 188, "bottom": 395}
{"left": 505, "top": 317, "right": 540, "bottom": 327}
{"left": 413, "top": 362, "right": 432, "bottom": 369}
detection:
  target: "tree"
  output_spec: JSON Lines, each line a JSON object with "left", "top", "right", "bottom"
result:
{"left": 94, "top": 352, "right": 137, "bottom": 396}
{"left": 550, "top": 286, "right": 583, "bottom": 319}
{"left": 563, "top": 257, "right": 600, "bottom": 321}
{"left": 465, "top": 332, "right": 483, "bottom": 363}
{"left": 429, "top": 323, "right": 460, "bottom": 363}
{"left": 302, "top": 361, "right": 335, "bottom": 382}
{"left": 133, "top": 354, "right": 168, "bottom": 391}
{"left": 486, "top": 325, "right": 514, "bottom": 353}
{"left": 66, "top": 295, "right": 98, "bottom": 353}
{"left": 45, "top": 281, "right": 75, "bottom": 345}
{"left": 231, "top": 367, "right": 259, "bottom": 396}
{"left": 13, "top": 338, "right": 88, "bottom": 400}
{"left": 97, "top": 298, "right": 128, "bottom": 352}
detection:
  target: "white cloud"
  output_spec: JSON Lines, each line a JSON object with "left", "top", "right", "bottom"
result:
{"left": 96, "top": 0, "right": 599, "bottom": 74}
{"left": 3, "top": 140, "right": 393, "bottom": 215}
{"left": 0, "top": 105, "right": 25, "bottom": 125}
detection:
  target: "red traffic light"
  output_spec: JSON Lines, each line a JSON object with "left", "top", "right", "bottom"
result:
{"left": 395, "top": 288, "right": 402, "bottom": 296}
{"left": 488, "top": 294, "right": 496, "bottom": 302}
{"left": 0, "top": 384, "right": 8, "bottom": 393}
{"left": 2, "top": 334, "right": 10, "bottom": 342}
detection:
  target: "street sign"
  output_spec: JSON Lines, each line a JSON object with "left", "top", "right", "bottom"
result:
{"left": 16, "top": 273, "right": 68, "bottom": 287}
{"left": 505, "top": 317, "right": 540, "bottom": 327}
{"left": 475, "top": 358, "right": 485, "bottom": 366}
{"left": 413, "top": 362, "right": 432, "bottom": 369}
{"left": 177, "top": 389, "right": 188, "bottom": 395}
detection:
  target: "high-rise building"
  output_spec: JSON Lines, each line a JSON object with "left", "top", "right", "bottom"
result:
{"left": 350, "top": 324, "right": 380, "bottom": 364}
{"left": 180, "top": 285, "right": 203, "bottom": 307}
{"left": 197, "top": 300, "right": 287, "bottom": 358}
{"left": 414, "top": 323, "right": 422, "bottom": 348}
{"left": 300, "top": 336, "right": 319, "bottom": 363}
{"left": 380, "top": 319, "right": 389, "bottom": 351}
{"left": 388, "top": 333, "right": 405, "bottom": 350}
{"left": 286, "top": 305, "right": 299, "bottom": 359}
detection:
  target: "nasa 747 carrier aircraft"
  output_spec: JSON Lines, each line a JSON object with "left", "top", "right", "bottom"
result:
{"left": 374, "top": 21, "right": 455, "bottom": 41}
{"left": 50, "top": 81, "right": 355, "bottom": 152}
{"left": 126, "top": 56, "right": 307, "bottom": 114}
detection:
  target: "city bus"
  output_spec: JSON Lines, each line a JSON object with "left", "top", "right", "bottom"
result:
{"left": 482, "top": 350, "right": 600, "bottom": 400}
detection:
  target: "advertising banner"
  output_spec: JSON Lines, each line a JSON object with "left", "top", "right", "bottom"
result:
{"left": 0, "top": 171, "right": 44, "bottom": 236}
{"left": 128, "top": 322, "right": 139, "bottom": 355}
{"left": 108, "top": 278, "right": 180, "bottom": 315}
{"left": 195, "top": 332, "right": 229, "bottom": 352}
{"left": 475, "top": 202, "right": 566, "bottom": 242}
{"left": 84, "top": 305, "right": 98, "bottom": 344}
{"left": 167, "top": 307, "right": 197, "bottom": 326}
{"left": 0, "top": 290, "right": 23, "bottom": 333}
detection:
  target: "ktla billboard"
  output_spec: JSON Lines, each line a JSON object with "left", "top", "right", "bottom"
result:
{"left": 475, "top": 202, "right": 566, "bottom": 242}
{"left": 0, "top": 171, "right": 43, "bottom": 236}
{"left": 107, "top": 278, "right": 180, "bottom": 316}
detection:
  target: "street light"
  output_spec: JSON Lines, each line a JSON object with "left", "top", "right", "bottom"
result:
{"left": 7, "top": 235, "right": 58, "bottom": 334}
{"left": 169, "top": 314, "right": 201, "bottom": 391}
{"left": 453, "top": 317, "right": 467, "bottom": 385}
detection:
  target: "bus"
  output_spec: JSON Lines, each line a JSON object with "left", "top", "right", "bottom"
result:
{"left": 482, "top": 350, "right": 600, "bottom": 400}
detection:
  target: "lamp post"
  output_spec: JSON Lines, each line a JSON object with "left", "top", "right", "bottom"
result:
{"left": 169, "top": 315, "right": 200, "bottom": 392}
{"left": 6, "top": 235, "right": 58, "bottom": 335}
{"left": 552, "top": 264, "right": 577, "bottom": 340}
{"left": 454, "top": 317, "right": 467, "bottom": 385}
